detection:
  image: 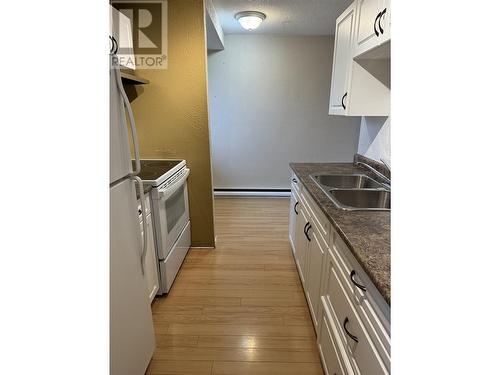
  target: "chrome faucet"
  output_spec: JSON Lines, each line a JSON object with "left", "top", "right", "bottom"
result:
{"left": 355, "top": 161, "right": 391, "bottom": 189}
{"left": 380, "top": 157, "right": 391, "bottom": 172}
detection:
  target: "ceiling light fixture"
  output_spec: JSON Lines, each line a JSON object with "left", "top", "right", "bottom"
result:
{"left": 235, "top": 11, "right": 266, "bottom": 31}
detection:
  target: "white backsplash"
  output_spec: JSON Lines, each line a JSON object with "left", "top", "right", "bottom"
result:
{"left": 357, "top": 116, "right": 390, "bottom": 164}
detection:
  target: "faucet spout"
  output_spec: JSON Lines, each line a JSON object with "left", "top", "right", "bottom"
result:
{"left": 355, "top": 161, "right": 391, "bottom": 189}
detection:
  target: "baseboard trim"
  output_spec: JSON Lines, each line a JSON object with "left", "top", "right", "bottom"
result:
{"left": 214, "top": 189, "right": 291, "bottom": 197}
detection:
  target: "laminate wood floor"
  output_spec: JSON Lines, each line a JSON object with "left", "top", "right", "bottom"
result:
{"left": 147, "top": 197, "right": 323, "bottom": 375}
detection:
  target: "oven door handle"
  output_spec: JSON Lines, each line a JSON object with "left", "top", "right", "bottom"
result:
{"left": 158, "top": 169, "right": 190, "bottom": 201}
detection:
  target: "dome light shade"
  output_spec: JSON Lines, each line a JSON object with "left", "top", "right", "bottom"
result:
{"left": 235, "top": 11, "right": 266, "bottom": 31}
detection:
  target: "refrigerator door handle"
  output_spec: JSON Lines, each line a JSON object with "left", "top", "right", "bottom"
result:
{"left": 133, "top": 176, "right": 148, "bottom": 275}
{"left": 113, "top": 65, "right": 141, "bottom": 176}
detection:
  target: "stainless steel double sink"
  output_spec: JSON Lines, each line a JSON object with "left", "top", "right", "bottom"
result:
{"left": 310, "top": 174, "right": 390, "bottom": 211}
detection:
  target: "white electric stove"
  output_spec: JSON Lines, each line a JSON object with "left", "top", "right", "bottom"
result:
{"left": 138, "top": 159, "right": 191, "bottom": 294}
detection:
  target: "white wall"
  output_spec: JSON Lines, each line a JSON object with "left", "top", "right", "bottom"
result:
{"left": 357, "top": 116, "right": 390, "bottom": 164}
{"left": 207, "top": 34, "right": 361, "bottom": 189}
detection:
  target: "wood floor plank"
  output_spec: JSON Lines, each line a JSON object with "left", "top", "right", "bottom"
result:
{"left": 171, "top": 288, "right": 304, "bottom": 299}
{"left": 241, "top": 296, "right": 308, "bottom": 307}
{"left": 153, "top": 346, "right": 320, "bottom": 363}
{"left": 212, "top": 361, "right": 324, "bottom": 375}
{"left": 153, "top": 313, "right": 284, "bottom": 326}
{"left": 197, "top": 335, "right": 318, "bottom": 350}
{"left": 201, "top": 306, "right": 310, "bottom": 317}
{"left": 146, "top": 359, "right": 212, "bottom": 375}
{"left": 165, "top": 323, "right": 315, "bottom": 337}
{"left": 149, "top": 198, "right": 322, "bottom": 374}
{"left": 155, "top": 334, "right": 199, "bottom": 348}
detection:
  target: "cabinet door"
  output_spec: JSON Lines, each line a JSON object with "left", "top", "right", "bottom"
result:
{"left": 329, "top": 3, "right": 355, "bottom": 115}
{"left": 305, "top": 226, "right": 326, "bottom": 330}
{"left": 318, "top": 300, "right": 353, "bottom": 375}
{"left": 353, "top": 0, "right": 383, "bottom": 57}
{"left": 295, "top": 207, "right": 310, "bottom": 284}
{"left": 142, "top": 214, "right": 160, "bottom": 303}
{"left": 289, "top": 192, "right": 299, "bottom": 255}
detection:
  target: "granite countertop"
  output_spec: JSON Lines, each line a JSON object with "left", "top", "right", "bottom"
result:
{"left": 290, "top": 162, "right": 390, "bottom": 304}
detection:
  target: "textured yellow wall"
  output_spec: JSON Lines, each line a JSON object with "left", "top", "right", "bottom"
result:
{"left": 130, "top": 0, "right": 215, "bottom": 247}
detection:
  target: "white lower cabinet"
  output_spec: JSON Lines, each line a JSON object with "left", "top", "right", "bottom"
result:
{"left": 318, "top": 300, "right": 352, "bottom": 375}
{"left": 295, "top": 206, "right": 310, "bottom": 284}
{"left": 289, "top": 173, "right": 390, "bottom": 374}
{"left": 322, "top": 248, "right": 388, "bottom": 375}
{"left": 305, "top": 227, "right": 327, "bottom": 330}
{"left": 289, "top": 191, "right": 299, "bottom": 254}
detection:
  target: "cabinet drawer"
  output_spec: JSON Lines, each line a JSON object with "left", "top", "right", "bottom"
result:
{"left": 291, "top": 172, "right": 301, "bottom": 196}
{"left": 301, "top": 189, "right": 330, "bottom": 241}
{"left": 330, "top": 233, "right": 391, "bottom": 363}
{"left": 322, "top": 248, "right": 389, "bottom": 375}
{"left": 318, "top": 298, "right": 352, "bottom": 375}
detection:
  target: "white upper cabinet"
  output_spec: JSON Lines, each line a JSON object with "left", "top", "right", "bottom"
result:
{"left": 354, "top": 0, "right": 391, "bottom": 58}
{"left": 328, "top": 0, "right": 390, "bottom": 116}
{"left": 329, "top": 4, "right": 355, "bottom": 116}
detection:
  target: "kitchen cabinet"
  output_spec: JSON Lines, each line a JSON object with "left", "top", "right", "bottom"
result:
{"left": 305, "top": 223, "right": 327, "bottom": 330}
{"left": 289, "top": 191, "right": 299, "bottom": 254}
{"left": 328, "top": 0, "right": 390, "bottom": 116}
{"left": 318, "top": 299, "right": 353, "bottom": 375}
{"left": 329, "top": 3, "right": 355, "bottom": 115}
{"left": 321, "top": 246, "right": 388, "bottom": 375}
{"left": 295, "top": 206, "right": 310, "bottom": 285}
{"left": 354, "top": 0, "right": 390, "bottom": 58}
{"left": 293, "top": 188, "right": 329, "bottom": 333}
{"left": 288, "top": 172, "right": 390, "bottom": 374}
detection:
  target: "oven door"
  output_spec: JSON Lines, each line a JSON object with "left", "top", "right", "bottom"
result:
{"left": 155, "top": 168, "right": 190, "bottom": 259}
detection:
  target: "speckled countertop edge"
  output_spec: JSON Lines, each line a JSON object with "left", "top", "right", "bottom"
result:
{"left": 290, "top": 162, "right": 391, "bottom": 305}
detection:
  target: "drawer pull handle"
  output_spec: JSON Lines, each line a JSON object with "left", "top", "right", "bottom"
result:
{"left": 374, "top": 12, "right": 381, "bottom": 36}
{"left": 350, "top": 270, "right": 367, "bottom": 292}
{"left": 341, "top": 92, "right": 347, "bottom": 109}
{"left": 304, "top": 222, "right": 311, "bottom": 241}
{"left": 292, "top": 178, "right": 298, "bottom": 183}
{"left": 379, "top": 8, "right": 387, "bottom": 34}
{"left": 294, "top": 201, "right": 299, "bottom": 215}
{"left": 343, "top": 317, "right": 358, "bottom": 343}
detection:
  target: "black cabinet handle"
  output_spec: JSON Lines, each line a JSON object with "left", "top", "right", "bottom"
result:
{"left": 343, "top": 317, "right": 358, "bottom": 343}
{"left": 303, "top": 222, "right": 311, "bottom": 241}
{"left": 374, "top": 12, "right": 381, "bottom": 37}
{"left": 350, "top": 270, "right": 367, "bottom": 292}
{"left": 292, "top": 178, "right": 298, "bottom": 183}
{"left": 294, "top": 201, "right": 299, "bottom": 215}
{"left": 341, "top": 93, "right": 347, "bottom": 110}
{"left": 378, "top": 8, "right": 387, "bottom": 34}
{"left": 109, "top": 35, "right": 118, "bottom": 54}
{"left": 305, "top": 224, "right": 312, "bottom": 242}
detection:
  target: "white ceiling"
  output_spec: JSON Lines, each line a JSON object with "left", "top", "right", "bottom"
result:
{"left": 212, "top": 0, "right": 352, "bottom": 35}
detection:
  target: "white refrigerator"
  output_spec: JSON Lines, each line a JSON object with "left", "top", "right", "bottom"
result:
{"left": 109, "top": 51, "right": 155, "bottom": 374}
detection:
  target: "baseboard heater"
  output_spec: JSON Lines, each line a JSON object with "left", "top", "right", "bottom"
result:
{"left": 214, "top": 189, "right": 291, "bottom": 197}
